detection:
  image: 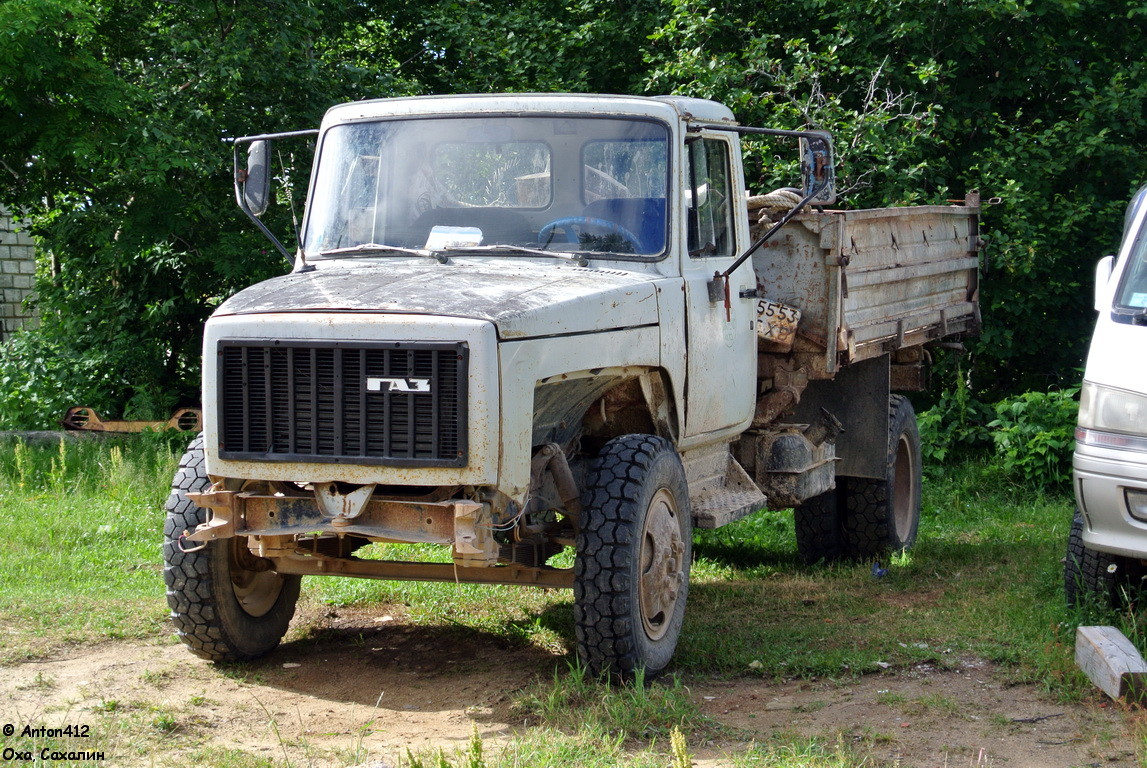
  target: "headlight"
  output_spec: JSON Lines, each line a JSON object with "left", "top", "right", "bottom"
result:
{"left": 1077, "top": 381, "right": 1147, "bottom": 451}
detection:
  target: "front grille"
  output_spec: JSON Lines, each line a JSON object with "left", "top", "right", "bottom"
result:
{"left": 218, "top": 340, "right": 468, "bottom": 467}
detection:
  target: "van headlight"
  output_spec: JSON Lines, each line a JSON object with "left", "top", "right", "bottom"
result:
{"left": 1077, "top": 381, "right": 1147, "bottom": 451}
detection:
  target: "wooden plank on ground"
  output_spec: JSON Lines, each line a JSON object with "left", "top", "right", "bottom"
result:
{"left": 1076, "top": 625, "right": 1147, "bottom": 702}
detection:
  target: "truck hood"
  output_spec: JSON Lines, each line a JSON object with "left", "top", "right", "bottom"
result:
{"left": 213, "top": 260, "right": 660, "bottom": 339}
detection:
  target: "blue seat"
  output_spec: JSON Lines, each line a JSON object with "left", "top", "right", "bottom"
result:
{"left": 581, "top": 198, "right": 667, "bottom": 254}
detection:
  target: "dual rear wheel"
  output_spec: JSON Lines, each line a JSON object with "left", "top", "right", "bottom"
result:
{"left": 794, "top": 395, "right": 922, "bottom": 563}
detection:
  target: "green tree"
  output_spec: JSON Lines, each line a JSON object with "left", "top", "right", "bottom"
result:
{"left": 0, "top": 0, "right": 417, "bottom": 425}
{"left": 3, "top": 0, "right": 1146, "bottom": 426}
{"left": 642, "top": 0, "right": 1147, "bottom": 398}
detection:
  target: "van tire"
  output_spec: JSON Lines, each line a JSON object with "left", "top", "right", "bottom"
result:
{"left": 1065, "top": 511, "right": 1140, "bottom": 609}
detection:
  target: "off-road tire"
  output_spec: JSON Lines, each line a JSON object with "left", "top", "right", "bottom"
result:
{"left": 794, "top": 488, "right": 846, "bottom": 563}
{"left": 1065, "top": 511, "right": 1140, "bottom": 610}
{"left": 840, "top": 395, "right": 922, "bottom": 558}
{"left": 163, "top": 434, "right": 301, "bottom": 661}
{"left": 574, "top": 434, "right": 691, "bottom": 680}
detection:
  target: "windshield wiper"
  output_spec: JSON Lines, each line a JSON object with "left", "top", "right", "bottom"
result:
{"left": 453, "top": 244, "right": 591, "bottom": 266}
{"left": 318, "top": 244, "right": 448, "bottom": 263}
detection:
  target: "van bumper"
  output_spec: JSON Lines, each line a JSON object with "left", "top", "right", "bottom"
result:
{"left": 1075, "top": 440, "right": 1147, "bottom": 560}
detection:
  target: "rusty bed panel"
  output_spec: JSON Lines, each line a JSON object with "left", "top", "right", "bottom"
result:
{"left": 750, "top": 200, "right": 981, "bottom": 369}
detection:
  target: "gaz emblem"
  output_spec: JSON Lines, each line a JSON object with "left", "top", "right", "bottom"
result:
{"left": 366, "top": 377, "right": 431, "bottom": 393}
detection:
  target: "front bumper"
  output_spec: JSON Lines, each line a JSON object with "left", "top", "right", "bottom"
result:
{"left": 180, "top": 485, "right": 573, "bottom": 588}
{"left": 1075, "top": 439, "right": 1147, "bottom": 560}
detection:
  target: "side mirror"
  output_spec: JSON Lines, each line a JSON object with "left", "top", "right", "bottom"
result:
{"left": 1095, "top": 254, "right": 1115, "bottom": 311}
{"left": 799, "top": 132, "right": 836, "bottom": 206}
{"left": 240, "top": 140, "right": 272, "bottom": 217}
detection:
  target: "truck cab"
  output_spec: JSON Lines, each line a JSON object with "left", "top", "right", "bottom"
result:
{"left": 1066, "top": 185, "right": 1147, "bottom": 605}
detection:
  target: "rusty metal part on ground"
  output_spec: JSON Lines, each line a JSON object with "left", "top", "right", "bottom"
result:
{"left": 62, "top": 407, "right": 203, "bottom": 433}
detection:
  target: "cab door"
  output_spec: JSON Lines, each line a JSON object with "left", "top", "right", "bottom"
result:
{"left": 680, "top": 132, "right": 757, "bottom": 440}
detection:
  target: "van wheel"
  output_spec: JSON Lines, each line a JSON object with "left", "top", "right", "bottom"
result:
{"left": 841, "top": 395, "right": 921, "bottom": 558}
{"left": 162, "top": 435, "right": 301, "bottom": 661}
{"left": 1065, "top": 511, "right": 1141, "bottom": 609}
{"left": 574, "top": 434, "right": 691, "bottom": 680}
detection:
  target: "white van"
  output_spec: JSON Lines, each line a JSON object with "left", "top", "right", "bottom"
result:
{"left": 1066, "top": 185, "right": 1147, "bottom": 606}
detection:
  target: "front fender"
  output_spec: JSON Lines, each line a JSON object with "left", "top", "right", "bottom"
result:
{"left": 497, "top": 326, "right": 662, "bottom": 499}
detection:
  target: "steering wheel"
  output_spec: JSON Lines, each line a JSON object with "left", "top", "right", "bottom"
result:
{"left": 538, "top": 216, "right": 641, "bottom": 253}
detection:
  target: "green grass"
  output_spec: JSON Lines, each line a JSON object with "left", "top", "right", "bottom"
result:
{"left": 0, "top": 433, "right": 183, "bottom": 660}
{"left": 397, "top": 727, "right": 875, "bottom": 768}
{"left": 515, "top": 663, "right": 719, "bottom": 742}
{"left": 0, "top": 435, "right": 1134, "bottom": 766}
{"left": 2, "top": 437, "right": 1084, "bottom": 684}
{"left": 679, "top": 460, "right": 1083, "bottom": 690}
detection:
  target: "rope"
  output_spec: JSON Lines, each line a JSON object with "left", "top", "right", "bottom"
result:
{"left": 746, "top": 189, "right": 804, "bottom": 223}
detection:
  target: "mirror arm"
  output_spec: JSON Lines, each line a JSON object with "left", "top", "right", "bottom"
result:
{"left": 225, "top": 130, "right": 319, "bottom": 270}
{"left": 719, "top": 181, "right": 826, "bottom": 281}
{"left": 690, "top": 123, "right": 834, "bottom": 283}
{"left": 697, "top": 123, "right": 828, "bottom": 142}
{"left": 230, "top": 142, "right": 294, "bottom": 267}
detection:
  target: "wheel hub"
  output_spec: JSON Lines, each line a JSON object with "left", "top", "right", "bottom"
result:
{"left": 639, "top": 488, "right": 685, "bottom": 641}
{"left": 229, "top": 541, "right": 284, "bottom": 618}
{"left": 893, "top": 433, "right": 916, "bottom": 536}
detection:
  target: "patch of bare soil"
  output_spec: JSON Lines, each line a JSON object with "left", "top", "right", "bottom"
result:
{"left": 692, "top": 659, "right": 1137, "bottom": 767}
{"left": 1, "top": 607, "right": 1139, "bottom": 767}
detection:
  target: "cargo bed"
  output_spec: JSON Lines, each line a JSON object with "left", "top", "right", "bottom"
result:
{"left": 750, "top": 197, "right": 981, "bottom": 374}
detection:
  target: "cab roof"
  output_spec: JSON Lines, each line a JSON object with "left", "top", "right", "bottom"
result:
{"left": 321, "top": 93, "right": 738, "bottom": 130}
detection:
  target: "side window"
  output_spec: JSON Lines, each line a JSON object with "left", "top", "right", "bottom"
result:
{"left": 686, "top": 138, "right": 734, "bottom": 258}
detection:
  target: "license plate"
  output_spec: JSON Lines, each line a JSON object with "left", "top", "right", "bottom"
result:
{"left": 756, "top": 299, "right": 801, "bottom": 347}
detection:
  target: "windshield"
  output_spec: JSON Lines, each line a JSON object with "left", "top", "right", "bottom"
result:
{"left": 302, "top": 116, "right": 670, "bottom": 260}
{"left": 1116, "top": 216, "right": 1147, "bottom": 312}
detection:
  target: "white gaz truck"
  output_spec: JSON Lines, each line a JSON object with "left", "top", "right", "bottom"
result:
{"left": 164, "top": 93, "right": 981, "bottom": 678}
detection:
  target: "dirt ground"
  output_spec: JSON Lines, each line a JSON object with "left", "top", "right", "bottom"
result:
{"left": 1, "top": 605, "right": 1140, "bottom": 768}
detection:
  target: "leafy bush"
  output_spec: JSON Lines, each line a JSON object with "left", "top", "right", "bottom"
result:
{"left": 0, "top": 330, "right": 117, "bottom": 430}
{"left": 987, "top": 388, "right": 1079, "bottom": 489}
{"left": 918, "top": 388, "right": 993, "bottom": 465}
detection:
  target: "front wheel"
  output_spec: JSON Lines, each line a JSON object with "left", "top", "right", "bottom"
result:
{"left": 574, "top": 434, "right": 692, "bottom": 680}
{"left": 162, "top": 435, "right": 301, "bottom": 661}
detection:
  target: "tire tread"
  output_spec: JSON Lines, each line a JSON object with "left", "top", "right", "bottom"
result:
{"left": 574, "top": 434, "right": 689, "bottom": 679}
{"left": 162, "top": 435, "right": 298, "bottom": 661}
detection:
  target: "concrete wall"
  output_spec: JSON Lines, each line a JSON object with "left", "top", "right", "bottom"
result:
{"left": 0, "top": 210, "right": 37, "bottom": 341}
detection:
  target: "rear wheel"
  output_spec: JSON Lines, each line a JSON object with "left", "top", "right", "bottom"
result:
{"left": 162, "top": 435, "right": 301, "bottom": 661}
{"left": 841, "top": 395, "right": 921, "bottom": 558}
{"left": 794, "top": 488, "right": 845, "bottom": 563}
{"left": 574, "top": 434, "right": 691, "bottom": 680}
